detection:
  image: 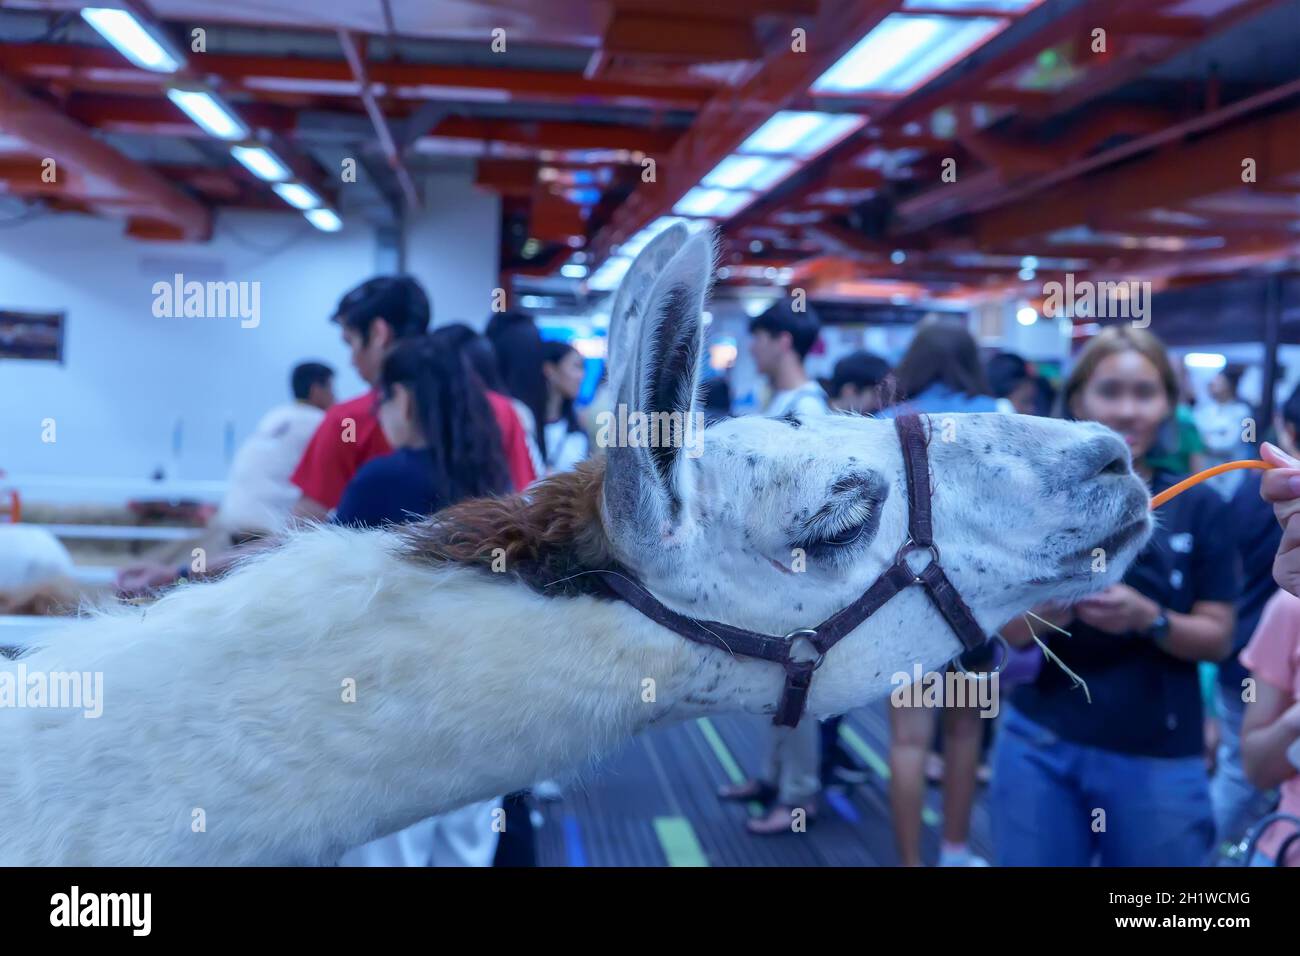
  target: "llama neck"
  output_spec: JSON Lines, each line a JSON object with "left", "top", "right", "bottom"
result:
{"left": 1, "top": 528, "right": 788, "bottom": 865}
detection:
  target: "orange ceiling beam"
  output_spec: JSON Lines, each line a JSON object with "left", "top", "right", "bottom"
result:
{"left": 608, "top": 0, "right": 820, "bottom": 14}
{"left": 602, "top": 13, "right": 762, "bottom": 61}
{"left": 475, "top": 160, "right": 539, "bottom": 197}
{"left": 973, "top": 103, "right": 1300, "bottom": 248}
{"left": 0, "top": 43, "right": 715, "bottom": 111}
{"left": 56, "top": 93, "right": 683, "bottom": 155}
{"left": 0, "top": 76, "right": 210, "bottom": 240}
{"left": 429, "top": 117, "right": 679, "bottom": 154}
{"left": 64, "top": 93, "right": 295, "bottom": 136}
{"left": 528, "top": 190, "right": 588, "bottom": 244}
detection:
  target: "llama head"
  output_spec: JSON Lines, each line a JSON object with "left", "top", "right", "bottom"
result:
{"left": 600, "top": 224, "right": 1152, "bottom": 715}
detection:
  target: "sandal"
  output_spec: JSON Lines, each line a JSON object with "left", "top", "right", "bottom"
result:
{"left": 745, "top": 802, "right": 819, "bottom": 836}
{"left": 717, "top": 778, "right": 777, "bottom": 804}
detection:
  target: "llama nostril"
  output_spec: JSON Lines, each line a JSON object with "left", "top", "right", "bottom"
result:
{"left": 1100, "top": 455, "right": 1129, "bottom": 477}
{"left": 1079, "top": 435, "right": 1131, "bottom": 480}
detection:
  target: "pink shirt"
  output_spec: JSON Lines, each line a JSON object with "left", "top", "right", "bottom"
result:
{"left": 1241, "top": 589, "right": 1300, "bottom": 865}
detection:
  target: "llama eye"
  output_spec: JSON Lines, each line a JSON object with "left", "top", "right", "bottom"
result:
{"left": 821, "top": 521, "right": 868, "bottom": 547}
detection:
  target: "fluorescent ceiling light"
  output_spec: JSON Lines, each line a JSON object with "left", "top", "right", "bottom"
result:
{"left": 272, "top": 182, "right": 322, "bottom": 210}
{"left": 166, "top": 88, "right": 249, "bottom": 141}
{"left": 812, "top": 14, "right": 1006, "bottom": 95}
{"left": 588, "top": 256, "right": 632, "bottom": 292}
{"left": 672, "top": 187, "right": 756, "bottom": 219}
{"left": 304, "top": 208, "right": 343, "bottom": 232}
{"left": 702, "top": 155, "right": 799, "bottom": 191}
{"left": 230, "top": 145, "right": 291, "bottom": 182}
{"left": 737, "top": 111, "right": 864, "bottom": 158}
{"left": 1184, "top": 352, "right": 1227, "bottom": 370}
{"left": 81, "top": 7, "right": 184, "bottom": 73}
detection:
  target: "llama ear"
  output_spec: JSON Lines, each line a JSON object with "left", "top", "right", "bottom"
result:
{"left": 605, "top": 223, "right": 691, "bottom": 400}
{"left": 603, "top": 227, "right": 715, "bottom": 555}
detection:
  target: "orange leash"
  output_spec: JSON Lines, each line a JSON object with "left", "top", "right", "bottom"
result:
{"left": 1149, "top": 459, "right": 1274, "bottom": 510}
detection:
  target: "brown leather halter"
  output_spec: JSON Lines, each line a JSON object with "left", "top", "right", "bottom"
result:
{"left": 595, "top": 413, "right": 1006, "bottom": 727}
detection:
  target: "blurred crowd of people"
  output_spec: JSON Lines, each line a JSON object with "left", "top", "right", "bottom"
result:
{"left": 9, "top": 269, "right": 1296, "bottom": 868}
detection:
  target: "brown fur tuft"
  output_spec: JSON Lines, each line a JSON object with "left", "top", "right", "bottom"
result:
{"left": 399, "top": 458, "right": 614, "bottom": 595}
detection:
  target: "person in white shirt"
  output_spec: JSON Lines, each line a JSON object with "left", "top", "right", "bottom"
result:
{"left": 0, "top": 526, "right": 78, "bottom": 618}
{"left": 541, "top": 340, "right": 590, "bottom": 475}
{"left": 214, "top": 362, "right": 334, "bottom": 537}
{"left": 1194, "top": 367, "right": 1254, "bottom": 497}
{"left": 749, "top": 301, "right": 829, "bottom": 418}
{"left": 717, "top": 299, "right": 839, "bottom": 835}
{"left": 747, "top": 300, "right": 830, "bottom": 419}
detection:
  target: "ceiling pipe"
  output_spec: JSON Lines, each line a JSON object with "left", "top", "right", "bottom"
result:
{"left": 336, "top": 30, "right": 419, "bottom": 212}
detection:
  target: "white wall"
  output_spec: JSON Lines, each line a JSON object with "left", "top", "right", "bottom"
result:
{"left": 404, "top": 172, "right": 502, "bottom": 330}
{"left": 0, "top": 171, "right": 500, "bottom": 485}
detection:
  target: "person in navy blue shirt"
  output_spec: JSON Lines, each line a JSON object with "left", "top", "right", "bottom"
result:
{"left": 335, "top": 329, "right": 511, "bottom": 529}
{"left": 334, "top": 329, "right": 515, "bottom": 869}
{"left": 993, "top": 326, "right": 1239, "bottom": 867}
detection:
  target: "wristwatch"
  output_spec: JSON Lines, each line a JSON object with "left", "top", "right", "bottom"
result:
{"left": 1147, "top": 609, "right": 1171, "bottom": 646}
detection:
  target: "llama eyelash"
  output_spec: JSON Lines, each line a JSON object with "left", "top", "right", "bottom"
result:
{"left": 794, "top": 494, "right": 880, "bottom": 553}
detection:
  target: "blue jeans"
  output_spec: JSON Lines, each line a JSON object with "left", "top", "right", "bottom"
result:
{"left": 1210, "top": 686, "right": 1262, "bottom": 844}
{"left": 991, "top": 705, "right": 1214, "bottom": 866}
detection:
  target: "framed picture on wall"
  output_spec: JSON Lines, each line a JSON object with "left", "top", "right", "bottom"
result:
{"left": 0, "top": 309, "right": 65, "bottom": 363}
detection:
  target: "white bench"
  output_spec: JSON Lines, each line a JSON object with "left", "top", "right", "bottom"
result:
{"left": 30, "top": 524, "right": 200, "bottom": 542}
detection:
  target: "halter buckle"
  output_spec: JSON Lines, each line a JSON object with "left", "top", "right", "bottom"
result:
{"left": 784, "top": 628, "right": 825, "bottom": 671}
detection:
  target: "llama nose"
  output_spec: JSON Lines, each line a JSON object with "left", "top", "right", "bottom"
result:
{"left": 1080, "top": 434, "right": 1132, "bottom": 480}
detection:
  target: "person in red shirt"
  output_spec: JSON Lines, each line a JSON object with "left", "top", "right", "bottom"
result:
{"left": 292, "top": 276, "right": 434, "bottom": 518}
{"left": 292, "top": 277, "right": 535, "bottom": 520}
{"left": 116, "top": 278, "right": 533, "bottom": 596}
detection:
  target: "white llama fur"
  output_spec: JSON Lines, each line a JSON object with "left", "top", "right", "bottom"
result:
{"left": 1, "top": 225, "right": 1152, "bottom": 864}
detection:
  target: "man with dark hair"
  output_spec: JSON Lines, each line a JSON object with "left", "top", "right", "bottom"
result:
{"left": 291, "top": 276, "right": 431, "bottom": 519}
{"left": 828, "top": 351, "right": 892, "bottom": 414}
{"left": 986, "top": 352, "right": 1041, "bottom": 416}
{"left": 291, "top": 361, "right": 336, "bottom": 410}
{"left": 747, "top": 300, "right": 828, "bottom": 417}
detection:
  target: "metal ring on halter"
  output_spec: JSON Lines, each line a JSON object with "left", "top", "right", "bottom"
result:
{"left": 784, "top": 628, "right": 826, "bottom": 671}
{"left": 895, "top": 540, "right": 941, "bottom": 575}
{"left": 950, "top": 632, "right": 1010, "bottom": 678}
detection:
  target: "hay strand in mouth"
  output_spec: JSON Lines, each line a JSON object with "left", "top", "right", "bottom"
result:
{"left": 1024, "top": 611, "right": 1091, "bottom": 704}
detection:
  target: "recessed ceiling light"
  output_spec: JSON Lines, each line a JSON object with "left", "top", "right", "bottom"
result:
{"left": 304, "top": 208, "right": 342, "bottom": 232}
{"left": 81, "top": 7, "right": 184, "bottom": 73}
{"left": 812, "top": 14, "right": 1006, "bottom": 95}
{"left": 736, "top": 111, "right": 864, "bottom": 158}
{"left": 166, "top": 88, "right": 249, "bottom": 141}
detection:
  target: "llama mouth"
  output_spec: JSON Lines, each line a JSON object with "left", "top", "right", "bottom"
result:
{"left": 1075, "top": 515, "right": 1151, "bottom": 564}
{"left": 1093, "top": 511, "right": 1153, "bottom": 558}
{"left": 1029, "top": 514, "right": 1152, "bottom": 585}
